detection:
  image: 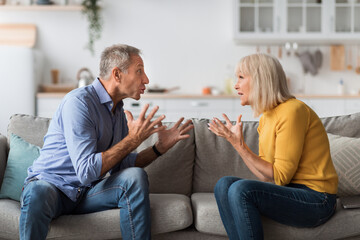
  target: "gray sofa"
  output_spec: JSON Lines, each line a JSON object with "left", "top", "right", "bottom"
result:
{"left": 1, "top": 112, "right": 360, "bottom": 240}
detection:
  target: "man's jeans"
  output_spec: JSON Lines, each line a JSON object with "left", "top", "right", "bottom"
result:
{"left": 214, "top": 177, "right": 337, "bottom": 240}
{"left": 19, "top": 167, "right": 151, "bottom": 240}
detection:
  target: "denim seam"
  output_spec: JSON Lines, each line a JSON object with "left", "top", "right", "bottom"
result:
{"left": 86, "top": 185, "right": 135, "bottom": 240}
{"left": 241, "top": 195, "right": 255, "bottom": 239}
{"left": 246, "top": 189, "right": 327, "bottom": 207}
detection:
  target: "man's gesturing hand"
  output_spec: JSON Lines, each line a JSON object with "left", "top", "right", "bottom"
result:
{"left": 124, "top": 104, "right": 167, "bottom": 145}
{"left": 156, "top": 117, "right": 194, "bottom": 154}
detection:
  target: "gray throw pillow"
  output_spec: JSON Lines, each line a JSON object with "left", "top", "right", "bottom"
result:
{"left": 328, "top": 133, "right": 360, "bottom": 197}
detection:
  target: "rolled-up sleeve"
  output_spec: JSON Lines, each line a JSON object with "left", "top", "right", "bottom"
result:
{"left": 61, "top": 97, "right": 102, "bottom": 185}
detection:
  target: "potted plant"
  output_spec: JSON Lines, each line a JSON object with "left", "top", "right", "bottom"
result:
{"left": 82, "top": 0, "right": 102, "bottom": 56}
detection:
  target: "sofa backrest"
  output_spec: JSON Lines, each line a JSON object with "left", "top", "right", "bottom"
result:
{"left": 136, "top": 123, "right": 195, "bottom": 196}
{"left": 321, "top": 112, "right": 360, "bottom": 138}
{"left": 7, "top": 114, "right": 51, "bottom": 148}
{"left": 192, "top": 112, "right": 360, "bottom": 195}
{"left": 192, "top": 119, "right": 259, "bottom": 193}
{"left": 5, "top": 114, "right": 195, "bottom": 196}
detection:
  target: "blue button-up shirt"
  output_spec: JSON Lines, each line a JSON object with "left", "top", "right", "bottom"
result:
{"left": 26, "top": 78, "right": 137, "bottom": 201}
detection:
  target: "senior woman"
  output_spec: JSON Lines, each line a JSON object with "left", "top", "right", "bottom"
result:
{"left": 208, "top": 53, "right": 338, "bottom": 240}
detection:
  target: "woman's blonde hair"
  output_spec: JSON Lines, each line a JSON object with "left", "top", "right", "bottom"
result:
{"left": 236, "top": 53, "right": 294, "bottom": 117}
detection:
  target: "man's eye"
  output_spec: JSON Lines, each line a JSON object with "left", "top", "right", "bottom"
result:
{"left": 137, "top": 69, "right": 142, "bottom": 73}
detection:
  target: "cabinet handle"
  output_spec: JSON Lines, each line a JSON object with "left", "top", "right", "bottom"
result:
{"left": 191, "top": 101, "right": 209, "bottom": 107}
{"left": 131, "top": 103, "right": 140, "bottom": 107}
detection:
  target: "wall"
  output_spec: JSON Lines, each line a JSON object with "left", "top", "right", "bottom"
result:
{"left": 1, "top": 0, "right": 360, "bottom": 95}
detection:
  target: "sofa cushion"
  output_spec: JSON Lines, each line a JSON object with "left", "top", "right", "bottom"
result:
{"left": 7, "top": 114, "right": 195, "bottom": 196}
{"left": 7, "top": 114, "right": 51, "bottom": 147}
{"left": 137, "top": 122, "right": 195, "bottom": 196}
{"left": 328, "top": 133, "right": 360, "bottom": 197}
{"left": 192, "top": 119, "right": 258, "bottom": 193}
{"left": 0, "top": 193, "right": 193, "bottom": 239}
{"left": 0, "top": 134, "right": 40, "bottom": 201}
{"left": 322, "top": 112, "right": 360, "bottom": 138}
{"left": 191, "top": 192, "right": 360, "bottom": 240}
{"left": 0, "top": 134, "right": 8, "bottom": 187}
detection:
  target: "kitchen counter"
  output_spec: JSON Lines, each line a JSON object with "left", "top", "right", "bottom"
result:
{"left": 36, "top": 92, "right": 360, "bottom": 99}
{"left": 36, "top": 92, "right": 360, "bottom": 120}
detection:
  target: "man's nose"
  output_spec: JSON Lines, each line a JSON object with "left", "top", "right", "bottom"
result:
{"left": 143, "top": 73, "right": 149, "bottom": 84}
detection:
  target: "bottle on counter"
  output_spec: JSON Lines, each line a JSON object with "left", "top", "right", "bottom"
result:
{"left": 338, "top": 78, "right": 345, "bottom": 95}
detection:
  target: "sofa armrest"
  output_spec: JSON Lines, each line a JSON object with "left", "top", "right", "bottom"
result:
{"left": 0, "top": 134, "right": 9, "bottom": 187}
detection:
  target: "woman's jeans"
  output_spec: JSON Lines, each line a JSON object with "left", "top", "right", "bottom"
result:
{"left": 214, "top": 177, "right": 337, "bottom": 240}
{"left": 19, "top": 167, "right": 151, "bottom": 240}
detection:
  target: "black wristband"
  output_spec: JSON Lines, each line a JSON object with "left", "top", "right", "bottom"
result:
{"left": 152, "top": 144, "right": 162, "bottom": 157}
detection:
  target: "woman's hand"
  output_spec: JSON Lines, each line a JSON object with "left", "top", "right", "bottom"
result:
{"left": 156, "top": 117, "right": 194, "bottom": 154}
{"left": 208, "top": 114, "right": 245, "bottom": 148}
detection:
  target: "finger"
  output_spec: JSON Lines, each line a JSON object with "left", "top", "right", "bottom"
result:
{"left": 222, "top": 113, "right": 232, "bottom": 126}
{"left": 180, "top": 123, "right": 194, "bottom": 135}
{"left": 145, "top": 105, "right": 160, "bottom": 122}
{"left": 124, "top": 110, "right": 134, "bottom": 122}
{"left": 138, "top": 104, "right": 150, "bottom": 120}
{"left": 179, "top": 119, "right": 193, "bottom": 131}
{"left": 151, "top": 125, "right": 167, "bottom": 134}
{"left": 172, "top": 117, "right": 185, "bottom": 129}
{"left": 208, "top": 120, "right": 219, "bottom": 134}
{"left": 149, "top": 114, "right": 166, "bottom": 129}
{"left": 237, "top": 114, "right": 243, "bottom": 124}
{"left": 177, "top": 134, "right": 191, "bottom": 140}
{"left": 213, "top": 118, "right": 226, "bottom": 130}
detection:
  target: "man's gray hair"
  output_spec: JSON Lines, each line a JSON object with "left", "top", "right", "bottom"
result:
{"left": 99, "top": 44, "right": 141, "bottom": 80}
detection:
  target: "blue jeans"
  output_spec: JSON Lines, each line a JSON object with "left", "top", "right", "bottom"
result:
{"left": 19, "top": 167, "right": 151, "bottom": 240}
{"left": 214, "top": 177, "right": 337, "bottom": 240}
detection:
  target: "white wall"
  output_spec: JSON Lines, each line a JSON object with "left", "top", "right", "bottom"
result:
{"left": 1, "top": 0, "right": 360, "bottom": 95}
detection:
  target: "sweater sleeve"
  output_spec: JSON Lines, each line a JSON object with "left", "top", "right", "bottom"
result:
{"left": 272, "top": 105, "right": 309, "bottom": 186}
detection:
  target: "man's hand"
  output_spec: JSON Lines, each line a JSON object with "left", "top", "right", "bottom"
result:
{"left": 124, "top": 104, "right": 167, "bottom": 146}
{"left": 156, "top": 117, "right": 194, "bottom": 154}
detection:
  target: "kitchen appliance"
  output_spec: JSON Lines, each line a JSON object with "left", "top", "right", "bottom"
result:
{"left": 0, "top": 24, "right": 41, "bottom": 135}
{"left": 0, "top": 46, "right": 43, "bottom": 135}
{"left": 76, "top": 67, "right": 94, "bottom": 88}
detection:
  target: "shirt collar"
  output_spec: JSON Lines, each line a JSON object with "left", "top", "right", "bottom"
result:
{"left": 92, "top": 78, "right": 124, "bottom": 110}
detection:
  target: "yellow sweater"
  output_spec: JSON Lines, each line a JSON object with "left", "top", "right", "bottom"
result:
{"left": 258, "top": 98, "right": 338, "bottom": 194}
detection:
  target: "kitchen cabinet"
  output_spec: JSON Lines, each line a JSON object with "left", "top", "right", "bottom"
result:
{"left": 36, "top": 93, "right": 360, "bottom": 121}
{"left": 233, "top": 0, "right": 360, "bottom": 44}
{"left": 0, "top": 5, "right": 82, "bottom": 11}
{"left": 302, "top": 98, "right": 346, "bottom": 117}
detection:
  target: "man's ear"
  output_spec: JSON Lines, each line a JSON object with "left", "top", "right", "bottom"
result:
{"left": 112, "top": 67, "right": 122, "bottom": 82}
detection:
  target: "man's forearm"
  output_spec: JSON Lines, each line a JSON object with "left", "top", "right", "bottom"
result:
{"left": 101, "top": 136, "right": 139, "bottom": 175}
{"left": 135, "top": 143, "right": 161, "bottom": 168}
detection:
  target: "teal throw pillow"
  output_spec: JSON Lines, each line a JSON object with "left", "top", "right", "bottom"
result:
{"left": 0, "top": 134, "right": 40, "bottom": 201}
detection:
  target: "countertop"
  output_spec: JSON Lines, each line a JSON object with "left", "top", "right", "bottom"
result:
{"left": 37, "top": 92, "right": 360, "bottom": 99}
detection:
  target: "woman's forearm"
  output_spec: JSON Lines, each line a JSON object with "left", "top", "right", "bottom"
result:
{"left": 234, "top": 143, "right": 274, "bottom": 182}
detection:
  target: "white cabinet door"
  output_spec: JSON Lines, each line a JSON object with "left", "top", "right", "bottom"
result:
{"left": 233, "top": 99, "right": 259, "bottom": 121}
{"left": 233, "top": 0, "right": 360, "bottom": 44}
{"left": 345, "top": 99, "right": 360, "bottom": 115}
{"left": 305, "top": 98, "right": 346, "bottom": 117}
{"left": 36, "top": 97, "right": 63, "bottom": 118}
{"left": 166, "top": 99, "right": 234, "bottom": 121}
{"left": 123, "top": 98, "right": 166, "bottom": 119}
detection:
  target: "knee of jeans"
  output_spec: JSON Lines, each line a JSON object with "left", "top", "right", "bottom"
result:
{"left": 228, "top": 180, "right": 253, "bottom": 202}
{"left": 122, "top": 167, "right": 149, "bottom": 190}
{"left": 22, "top": 180, "right": 59, "bottom": 211}
{"left": 214, "top": 176, "right": 236, "bottom": 198}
